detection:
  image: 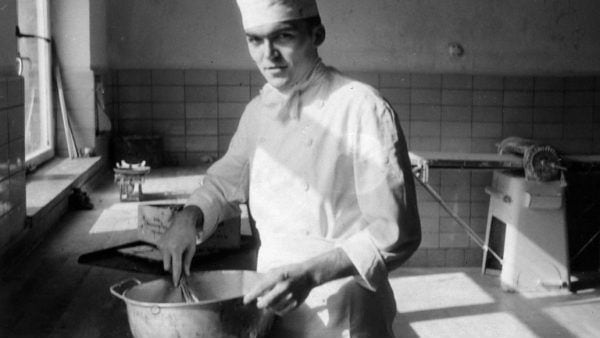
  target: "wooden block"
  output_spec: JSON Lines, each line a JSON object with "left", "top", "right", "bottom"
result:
{"left": 137, "top": 203, "right": 240, "bottom": 249}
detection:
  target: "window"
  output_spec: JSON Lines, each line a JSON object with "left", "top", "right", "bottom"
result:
{"left": 17, "top": 0, "right": 54, "bottom": 168}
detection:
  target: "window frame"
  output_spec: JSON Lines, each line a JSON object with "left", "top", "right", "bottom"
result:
{"left": 19, "top": 0, "right": 55, "bottom": 170}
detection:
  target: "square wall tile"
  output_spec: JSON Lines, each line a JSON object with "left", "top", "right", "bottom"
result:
{"left": 565, "top": 77, "right": 595, "bottom": 90}
{"left": 0, "top": 109, "right": 7, "bottom": 145}
{"left": 503, "top": 107, "right": 532, "bottom": 123}
{"left": 504, "top": 76, "right": 534, "bottom": 90}
{"left": 218, "top": 70, "right": 250, "bottom": 86}
{"left": 184, "top": 70, "right": 217, "bottom": 85}
{"left": 118, "top": 70, "right": 152, "bottom": 85}
{"left": 465, "top": 248, "right": 483, "bottom": 266}
{"left": 533, "top": 107, "right": 563, "bottom": 123}
{"left": 502, "top": 123, "right": 532, "bottom": 138}
{"left": 470, "top": 138, "right": 498, "bottom": 153}
{"left": 186, "top": 136, "right": 218, "bottom": 152}
{"left": 420, "top": 217, "right": 440, "bottom": 233}
{"left": 186, "top": 103, "right": 218, "bottom": 118}
{"left": 564, "top": 123, "right": 593, "bottom": 139}
{"left": 186, "top": 119, "right": 218, "bottom": 136}
{"left": 152, "top": 86, "right": 184, "bottom": 102}
{"left": 0, "top": 178, "right": 9, "bottom": 215}
{"left": 418, "top": 202, "right": 441, "bottom": 218}
{"left": 152, "top": 119, "right": 185, "bottom": 136}
{"left": 152, "top": 70, "right": 184, "bottom": 85}
{"left": 440, "top": 138, "right": 471, "bottom": 152}
{"left": 379, "top": 73, "right": 410, "bottom": 88}
{"left": 6, "top": 78, "right": 24, "bottom": 107}
{"left": 565, "top": 91, "right": 595, "bottom": 106}
{"left": 442, "top": 90, "right": 472, "bottom": 106}
{"left": 473, "top": 90, "right": 502, "bottom": 106}
{"left": 411, "top": 105, "right": 441, "bottom": 121}
{"left": 473, "top": 106, "right": 502, "bottom": 122}
{"left": 427, "top": 249, "right": 446, "bottom": 266}
{"left": 9, "top": 171, "right": 25, "bottom": 207}
{"left": 117, "top": 120, "right": 153, "bottom": 135}
{"left": 185, "top": 86, "right": 218, "bottom": 102}
{"left": 152, "top": 103, "right": 185, "bottom": 120}
{"left": 218, "top": 119, "right": 240, "bottom": 136}
{"left": 534, "top": 77, "right": 564, "bottom": 91}
{"left": 118, "top": 103, "right": 152, "bottom": 119}
{"left": 218, "top": 86, "right": 250, "bottom": 102}
{"left": 380, "top": 88, "right": 410, "bottom": 104}
{"left": 564, "top": 107, "right": 593, "bottom": 123}
{"left": 219, "top": 103, "right": 246, "bottom": 119}
{"left": 533, "top": 123, "right": 563, "bottom": 139}
{"left": 442, "top": 74, "right": 472, "bottom": 89}
{"left": 409, "top": 136, "right": 440, "bottom": 151}
{"left": 473, "top": 75, "right": 503, "bottom": 90}
{"left": 410, "top": 121, "right": 440, "bottom": 137}
{"left": 391, "top": 104, "right": 410, "bottom": 121}
{"left": 8, "top": 106, "right": 24, "bottom": 141}
{"left": 411, "top": 74, "right": 441, "bottom": 88}
{"left": 420, "top": 232, "right": 439, "bottom": 248}
{"left": 441, "top": 122, "right": 471, "bottom": 137}
{"left": 118, "top": 86, "right": 151, "bottom": 102}
{"left": 0, "top": 144, "right": 8, "bottom": 181}
{"left": 440, "top": 233, "right": 469, "bottom": 248}
{"left": 162, "top": 136, "right": 186, "bottom": 152}
{"left": 411, "top": 89, "right": 441, "bottom": 105}
{"left": 472, "top": 122, "right": 501, "bottom": 138}
{"left": 345, "top": 71, "right": 379, "bottom": 88}
{"left": 441, "top": 106, "right": 471, "bottom": 122}
{"left": 445, "top": 249, "right": 466, "bottom": 266}
{"left": 8, "top": 139, "right": 24, "bottom": 174}
{"left": 471, "top": 172, "right": 493, "bottom": 186}
{"left": 534, "top": 91, "right": 563, "bottom": 107}
{"left": 503, "top": 91, "right": 533, "bottom": 107}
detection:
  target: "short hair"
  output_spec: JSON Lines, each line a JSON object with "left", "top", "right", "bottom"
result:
{"left": 303, "top": 15, "right": 322, "bottom": 30}
{"left": 301, "top": 16, "right": 325, "bottom": 46}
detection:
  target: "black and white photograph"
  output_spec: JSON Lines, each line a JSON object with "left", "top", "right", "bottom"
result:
{"left": 1, "top": 0, "right": 600, "bottom": 337}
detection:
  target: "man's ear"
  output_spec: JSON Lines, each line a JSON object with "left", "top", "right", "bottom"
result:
{"left": 312, "top": 25, "right": 325, "bottom": 46}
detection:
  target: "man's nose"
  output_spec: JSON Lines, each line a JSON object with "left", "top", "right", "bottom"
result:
{"left": 264, "top": 40, "right": 280, "bottom": 60}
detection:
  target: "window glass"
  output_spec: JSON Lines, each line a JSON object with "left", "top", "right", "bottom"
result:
{"left": 17, "top": 0, "right": 54, "bottom": 167}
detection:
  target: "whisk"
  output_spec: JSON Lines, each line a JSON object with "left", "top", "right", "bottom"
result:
{"left": 179, "top": 276, "right": 200, "bottom": 303}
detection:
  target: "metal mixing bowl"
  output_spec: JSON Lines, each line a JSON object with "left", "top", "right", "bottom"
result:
{"left": 110, "top": 270, "right": 273, "bottom": 338}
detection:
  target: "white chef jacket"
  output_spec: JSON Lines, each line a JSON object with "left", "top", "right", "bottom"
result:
{"left": 187, "top": 61, "right": 420, "bottom": 337}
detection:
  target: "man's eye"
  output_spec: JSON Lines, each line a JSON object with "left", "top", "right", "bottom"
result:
{"left": 275, "top": 33, "right": 294, "bottom": 42}
{"left": 247, "top": 36, "right": 261, "bottom": 44}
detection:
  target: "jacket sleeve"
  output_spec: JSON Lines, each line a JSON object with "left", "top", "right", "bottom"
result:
{"left": 338, "top": 96, "right": 421, "bottom": 291}
{"left": 185, "top": 106, "right": 254, "bottom": 242}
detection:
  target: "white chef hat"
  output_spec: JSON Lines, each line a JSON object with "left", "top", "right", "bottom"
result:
{"left": 236, "top": 0, "right": 320, "bottom": 29}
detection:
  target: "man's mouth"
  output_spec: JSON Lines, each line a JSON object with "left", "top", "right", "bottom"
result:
{"left": 264, "top": 65, "right": 287, "bottom": 71}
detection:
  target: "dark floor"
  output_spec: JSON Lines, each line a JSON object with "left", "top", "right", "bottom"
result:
{"left": 1, "top": 168, "right": 600, "bottom": 337}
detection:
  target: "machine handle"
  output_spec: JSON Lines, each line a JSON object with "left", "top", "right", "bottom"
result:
{"left": 109, "top": 278, "right": 142, "bottom": 300}
{"left": 484, "top": 186, "right": 512, "bottom": 204}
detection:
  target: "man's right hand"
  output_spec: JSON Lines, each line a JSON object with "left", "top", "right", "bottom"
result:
{"left": 157, "top": 205, "right": 203, "bottom": 286}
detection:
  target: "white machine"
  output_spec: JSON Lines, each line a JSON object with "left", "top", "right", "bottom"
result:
{"left": 483, "top": 170, "right": 570, "bottom": 291}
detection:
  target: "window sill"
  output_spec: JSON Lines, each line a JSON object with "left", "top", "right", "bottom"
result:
{"left": 26, "top": 156, "right": 103, "bottom": 221}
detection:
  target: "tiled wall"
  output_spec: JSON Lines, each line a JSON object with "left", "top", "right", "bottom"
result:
{"left": 109, "top": 69, "right": 600, "bottom": 267}
{"left": 0, "top": 77, "right": 26, "bottom": 252}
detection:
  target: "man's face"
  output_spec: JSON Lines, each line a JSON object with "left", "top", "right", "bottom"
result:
{"left": 245, "top": 20, "right": 318, "bottom": 92}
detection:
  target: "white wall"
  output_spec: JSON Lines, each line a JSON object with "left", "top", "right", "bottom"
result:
{"left": 106, "top": 0, "right": 600, "bottom": 74}
{"left": 90, "top": 0, "right": 107, "bottom": 70}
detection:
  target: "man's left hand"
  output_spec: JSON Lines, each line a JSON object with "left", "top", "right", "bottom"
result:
{"left": 243, "top": 264, "right": 316, "bottom": 316}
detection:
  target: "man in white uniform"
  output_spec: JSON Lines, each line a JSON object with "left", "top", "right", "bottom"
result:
{"left": 158, "top": 0, "right": 421, "bottom": 336}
